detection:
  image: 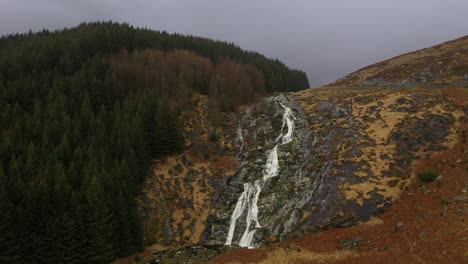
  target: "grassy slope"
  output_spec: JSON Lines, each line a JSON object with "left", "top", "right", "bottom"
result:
{"left": 205, "top": 87, "right": 467, "bottom": 264}
{"left": 330, "top": 36, "right": 468, "bottom": 86}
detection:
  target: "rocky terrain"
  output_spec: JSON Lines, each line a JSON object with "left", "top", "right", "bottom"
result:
{"left": 116, "top": 87, "right": 466, "bottom": 264}
{"left": 203, "top": 86, "right": 464, "bottom": 248}
{"left": 206, "top": 87, "right": 467, "bottom": 264}
{"left": 136, "top": 95, "right": 240, "bottom": 246}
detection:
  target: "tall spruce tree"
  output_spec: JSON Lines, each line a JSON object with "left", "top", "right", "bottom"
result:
{"left": 84, "top": 175, "right": 115, "bottom": 264}
{"left": 0, "top": 167, "right": 20, "bottom": 264}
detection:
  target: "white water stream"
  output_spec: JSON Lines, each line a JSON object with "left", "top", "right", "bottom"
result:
{"left": 238, "top": 181, "right": 262, "bottom": 248}
{"left": 235, "top": 127, "right": 245, "bottom": 160}
{"left": 279, "top": 103, "right": 296, "bottom": 145}
{"left": 225, "top": 100, "right": 295, "bottom": 248}
{"left": 263, "top": 146, "right": 279, "bottom": 181}
{"left": 225, "top": 183, "right": 248, "bottom": 246}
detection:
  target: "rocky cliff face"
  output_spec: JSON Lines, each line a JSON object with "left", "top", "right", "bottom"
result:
{"left": 204, "top": 94, "right": 312, "bottom": 246}
{"left": 203, "top": 87, "right": 463, "bottom": 248}
{"left": 138, "top": 87, "right": 465, "bottom": 263}
{"left": 137, "top": 95, "right": 240, "bottom": 246}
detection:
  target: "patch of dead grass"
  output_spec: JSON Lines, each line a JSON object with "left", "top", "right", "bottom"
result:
{"left": 257, "top": 248, "right": 356, "bottom": 264}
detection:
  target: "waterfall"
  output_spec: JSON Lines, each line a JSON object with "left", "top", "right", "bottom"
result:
{"left": 238, "top": 181, "right": 262, "bottom": 248}
{"left": 225, "top": 100, "right": 295, "bottom": 248}
{"left": 263, "top": 146, "right": 279, "bottom": 181}
{"left": 224, "top": 184, "right": 249, "bottom": 245}
{"left": 236, "top": 127, "right": 245, "bottom": 160}
{"left": 279, "top": 103, "right": 296, "bottom": 145}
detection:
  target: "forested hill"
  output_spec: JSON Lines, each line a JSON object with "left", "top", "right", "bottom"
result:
{"left": 0, "top": 22, "right": 308, "bottom": 263}
{"left": 0, "top": 22, "right": 309, "bottom": 92}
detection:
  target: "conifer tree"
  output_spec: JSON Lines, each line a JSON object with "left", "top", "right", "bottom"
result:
{"left": 0, "top": 167, "right": 19, "bottom": 264}
{"left": 84, "top": 175, "right": 116, "bottom": 264}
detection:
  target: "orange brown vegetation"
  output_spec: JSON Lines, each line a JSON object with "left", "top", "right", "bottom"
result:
{"left": 204, "top": 87, "right": 468, "bottom": 264}
{"left": 109, "top": 49, "right": 265, "bottom": 124}
{"left": 293, "top": 87, "right": 465, "bottom": 207}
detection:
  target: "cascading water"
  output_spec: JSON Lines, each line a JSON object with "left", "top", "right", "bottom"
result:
{"left": 279, "top": 103, "right": 296, "bottom": 145}
{"left": 224, "top": 100, "right": 295, "bottom": 248}
{"left": 238, "top": 181, "right": 262, "bottom": 248}
{"left": 236, "top": 127, "right": 245, "bottom": 160}
{"left": 263, "top": 146, "right": 279, "bottom": 181}
{"left": 224, "top": 184, "right": 249, "bottom": 246}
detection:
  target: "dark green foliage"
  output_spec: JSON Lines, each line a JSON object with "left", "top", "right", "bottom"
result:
{"left": 0, "top": 26, "right": 183, "bottom": 263}
{"left": 83, "top": 176, "right": 116, "bottom": 263}
{"left": 0, "top": 168, "right": 20, "bottom": 264}
{"left": 0, "top": 21, "right": 308, "bottom": 262}
{"left": 418, "top": 169, "right": 438, "bottom": 182}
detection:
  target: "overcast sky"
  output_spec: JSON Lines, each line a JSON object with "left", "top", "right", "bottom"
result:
{"left": 1, "top": 0, "right": 467, "bottom": 86}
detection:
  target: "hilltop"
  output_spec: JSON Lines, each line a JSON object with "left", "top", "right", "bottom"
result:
{"left": 330, "top": 35, "right": 468, "bottom": 87}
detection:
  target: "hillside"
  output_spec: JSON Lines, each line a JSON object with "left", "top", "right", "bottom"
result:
{"left": 329, "top": 35, "right": 468, "bottom": 87}
{"left": 127, "top": 37, "right": 468, "bottom": 264}
{"left": 0, "top": 22, "right": 308, "bottom": 263}
{"left": 119, "top": 86, "right": 466, "bottom": 264}
{"left": 202, "top": 86, "right": 467, "bottom": 264}
{"left": 2, "top": 22, "right": 467, "bottom": 264}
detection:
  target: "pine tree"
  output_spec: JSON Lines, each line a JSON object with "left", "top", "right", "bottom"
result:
{"left": 57, "top": 214, "right": 81, "bottom": 264}
{"left": 16, "top": 179, "right": 48, "bottom": 263}
{"left": 113, "top": 191, "right": 132, "bottom": 256}
{"left": 128, "top": 204, "right": 144, "bottom": 252}
{"left": 83, "top": 175, "right": 116, "bottom": 264}
{"left": 0, "top": 167, "right": 20, "bottom": 263}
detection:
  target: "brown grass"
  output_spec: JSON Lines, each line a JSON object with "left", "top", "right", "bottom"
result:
{"left": 329, "top": 35, "right": 468, "bottom": 86}
{"left": 206, "top": 92, "right": 468, "bottom": 263}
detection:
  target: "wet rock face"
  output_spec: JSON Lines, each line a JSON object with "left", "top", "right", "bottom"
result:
{"left": 204, "top": 94, "right": 313, "bottom": 246}
{"left": 204, "top": 94, "right": 367, "bottom": 246}
{"left": 203, "top": 89, "right": 461, "bottom": 248}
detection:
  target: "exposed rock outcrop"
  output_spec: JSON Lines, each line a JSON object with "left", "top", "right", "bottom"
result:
{"left": 144, "top": 87, "right": 464, "bottom": 263}
{"left": 205, "top": 88, "right": 461, "bottom": 248}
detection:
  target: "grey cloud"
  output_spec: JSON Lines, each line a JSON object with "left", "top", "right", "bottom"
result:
{"left": 1, "top": 0, "right": 467, "bottom": 86}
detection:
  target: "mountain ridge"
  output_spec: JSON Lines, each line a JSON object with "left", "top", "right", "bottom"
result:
{"left": 329, "top": 35, "right": 468, "bottom": 87}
